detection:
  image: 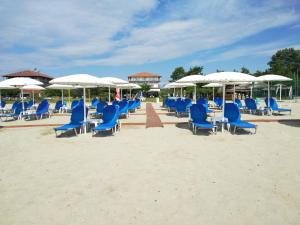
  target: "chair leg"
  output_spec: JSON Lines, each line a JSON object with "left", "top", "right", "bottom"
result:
{"left": 233, "top": 126, "right": 236, "bottom": 134}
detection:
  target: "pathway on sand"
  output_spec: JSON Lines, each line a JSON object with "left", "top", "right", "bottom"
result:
{"left": 145, "top": 103, "right": 163, "bottom": 128}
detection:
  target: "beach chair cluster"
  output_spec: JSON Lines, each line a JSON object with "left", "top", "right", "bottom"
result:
{"left": 164, "top": 98, "right": 192, "bottom": 116}
{"left": 54, "top": 98, "right": 141, "bottom": 137}
{"left": 0, "top": 99, "right": 50, "bottom": 121}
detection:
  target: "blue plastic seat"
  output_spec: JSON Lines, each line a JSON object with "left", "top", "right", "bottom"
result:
{"left": 135, "top": 98, "right": 141, "bottom": 109}
{"left": 27, "top": 99, "right": 50, "bottom": 120}
{"left": 128, "top": 100, "right": 137, "bottom": 112}
{"left": 118, "top": 100, "right": 129, "bottom": 118}
{"left": 90, "top": 98, "right": 99, "bottom": 109}
{"left": 245, "top": 98, "right": 267, "bottom": 115}
{"left": 90, "top": 100, "right": 107, "bottom": 117}
{"left": 92, "top": 105, "right": 120, "bottom": 135}
{"left": 224, "top": 103, "right": 257, "bottom": 134}
{"left": 0, "top": 100, "right": 6, "bottom": 109}
{"left": 71, "top": 100, "right": 79, "bottom": 111}
{"left": 54, "top": 100, "right": 66, "bottom": 112}
{"left": 214, "top": 97, "right": 223, "bottom": 108}
{"left": 175, "top": 99, "right": 188, "bottom": 116}
{"left": 190, "top": 104, "right": 216, "bottom": 134}
{"left": 54, "top": 103, "right": 88, "bottom": 136}
{"left": 166, "top": 99, "right": 176, "bottom": 111}
{"left": 234, "top": 99, "right": 245, "bottom": 110}
{"left": 197, "top": 98, "right": 213, "bottom": 113}
{"left": 0, "top": 102, "right": 24, "bottom": 120}
{"left": 265, "top": 97, "right": 291, "bottom": 114}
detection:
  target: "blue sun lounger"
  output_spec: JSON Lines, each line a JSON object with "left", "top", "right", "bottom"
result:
{"left": 190, "top": 104, "right": 216, "bottom": 134}
{"left": 244, "top": 98, "right": 267, "bottom": 115}
{"left": 26, "top": 100, "right": 50, "bottom": 120}
{"left": 54, "top": 103, "right": 88, "bottom": 136}
{"left": 0, "top": 102, "right": 24, "bottom": 121}
{"left": 265, "top": 97, "right": 291, "bottom": 115}
{"left": 118, "top": 100, "right": 129, "bottom": 118}
{"left": 197, "top": 98, "right": 213, "bottom": 113}
{"left": 90, "top": 100, "right": 107, "bottom": 118}
{"left": 225, "top": 103, "right": 257, "bottom": 134}
{"left": 175, "top": 99, "right": 188, "bottom": 117}
{"left": 92, "top": 105, "right": 120, "bottom": 135}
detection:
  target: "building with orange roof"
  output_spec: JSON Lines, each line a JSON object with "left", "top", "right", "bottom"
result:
{"left": 128, "top": 72, "right": 161, "bottom": 88}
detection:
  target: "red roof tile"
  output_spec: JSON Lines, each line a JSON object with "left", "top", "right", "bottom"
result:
{"left": 2, "top": 70, "right": 53, "bottom": 79}
{"left": 128, "top": 72, "right": 161, "bottom": 78}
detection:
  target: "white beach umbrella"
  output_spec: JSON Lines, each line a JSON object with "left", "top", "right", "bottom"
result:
{"left": 163, "top": 82, "right": 195, "bottom": 98}
{"left": 117, "top": 83, "right": 141, "bottom": 98}
{"left": 0, "top": 83, "right": 15, "bottom": 107}
{"left": 256, "top": 74, "right": 292, "bottom": 111}
{"left": 204, "top": 72, "right": 259, "bottom": 131}
{"left": 47, "top": 84, "right": 75, "bottom": 108}
{"left": 21, "top": 85, "right": 45, "bottom": 105}
{"left": 0, "top": 77, "right": 43, "bottom": 112}
{"left": 202, "top": 83, "right": 223, "bottom": 101}
{"left": 176, "top": 75, "right": 209, "bottom": 102}
{"left": 99, "top": 77, "right": 128, "bottom": 102}
{"left": 50, "top": 74, "right": 114, "bottom": 133}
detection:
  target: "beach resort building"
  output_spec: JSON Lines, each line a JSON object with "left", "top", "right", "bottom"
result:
{"left": 2, "top": 70, "right": 53, "bottom": 86}
{"left": 128, "top": 72, "right": 161, "bottom": 89}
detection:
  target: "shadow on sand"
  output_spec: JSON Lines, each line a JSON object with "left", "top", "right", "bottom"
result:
{"left": 278, "top": 119, "right": 300, "bottom": 128}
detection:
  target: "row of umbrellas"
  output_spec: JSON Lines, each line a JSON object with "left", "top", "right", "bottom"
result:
{"left": 163, "top": 72, "right": 292, "bottom": 131}
{"left": 0, "top": 74, "right": 142, "bottom": 133}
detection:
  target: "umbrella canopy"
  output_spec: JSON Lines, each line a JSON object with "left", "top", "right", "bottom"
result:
{"left": 50, "top": 74, "right": 114, "bottom": 133}
{"left": 0, "top": 77, "right": 43, "bottom": 112}
{"left": 256, "top": 74, "right": 292, "bottom": 111}
{"left": 47, "top": 84, "right": 76, "bottom": 109}
{"left": 100, "top": 77, "right": 128, "bottom": 85}
{"left": 202, "top": 83, "right": 223, "bottom": 88}
{"left": 176, "top": 74, "right": 208, "bottom": 83}
{"left": 116, "top": 83, "right": 141, "bottom": 89}
{"left": 21, "top": 85, "right": 45, "bottom": 105}
{"left": 163, "top": 82, "right": 195, "bottom": 88}
{"left": 0, "top": 77, "right": 43, "bottom": 86}
{"left": 204, "top": 72, "right": 258, "bottom": 131}
{"left": 21, "top": 85, "right": 45, "bottom": 91}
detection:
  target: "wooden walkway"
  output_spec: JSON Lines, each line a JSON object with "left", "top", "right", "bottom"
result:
{"left": 145, "top": 103, "right": 163, "bottom": 128}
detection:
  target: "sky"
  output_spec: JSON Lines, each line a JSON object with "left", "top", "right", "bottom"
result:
{"left": 0, "top": 0, "right": 300, "bottom": 83}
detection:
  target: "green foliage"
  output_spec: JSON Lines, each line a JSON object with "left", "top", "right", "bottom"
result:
{"left": 140, "top": 83, "right": 151, "bottom": 92}
{"left": 170, "top": 67, "right": 185, "bottom": 81}
{"left": 268, "top": 48, "right": 300, "bottom": 77}
{"left": 240, "top": 66, "right": 250, "bottom": 74}
{"left": 186, "top": 66, "right": 203, "bottom": 75}
{"left": 216, "top": 69, "right": 224, "bottom": 72}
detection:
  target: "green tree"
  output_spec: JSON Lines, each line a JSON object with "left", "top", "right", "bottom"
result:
{"left": 216, "top": 69, "right": 224, "bottom": 72}
{"left": 186, "top": 66, "right": 204, "bottom": 75}
{"left": 170, "top": 67, "right": 185, "bottom": 81}
{"left": 268, "top": 48, "right": 300, "bottom": 77}
{"left": 140, "top": 83, "right": 151, "bottom": 93}
{"left": 240, "top": 66, "right": 250, "bottom": 74}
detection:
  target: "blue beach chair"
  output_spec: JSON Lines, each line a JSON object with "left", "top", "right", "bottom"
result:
{"left": 190, "top": 104, "right": 216, "bottom": 134}
{"left": 244, "top": 98, "right": 267, "bottom": 115}
{"left": 54, "top": 103, "right": 88, "bottom": 136}
{"left": 224, "top": 103, "right": 257, "bottom": 134}
{"left": 92, "top": 105, "right": 120, "bottom": 135}
{"left": 26, "top": 99, "right": 50, "bottom": 120}
{"left": 265, "top": 97, "right": 291, "bottom": 115}
{"left": 175, "top": 99, "right": 188, "bottom": 117}
{"left": 197, "top": 98, "right": 213, "bottom": 113}
{"left": 90, "top": 100, "right": 107, "bottom": 118}
{"left": 118, "top": 100, "right": 129, "bottom": 118}
{"left": 214, "top": 97, "right": 223, "bottom": 109}
{"left": 0, "top": 102, "right": 24, "bottom": 120}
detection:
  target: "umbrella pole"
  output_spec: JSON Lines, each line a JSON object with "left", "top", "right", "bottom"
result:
{"left": 130, "top": 89, "right": 132, "bottom": 99}
{"left": 193, "top": 85, "right": 196, "bottom": 103}
{"left": 88, "top": 89, "right": 91, "bottom": 104}
{"left": 21, "top": 89, "right": 24, "bottom": 118}
{"left": 233, "top": 84, "right": 235, "bottom": 101}
{"left": 32, "top": 91, "right": 35, "bottom": 105}
{"left": 268, "top": 81, "right": 270, "bottom": 115}
{"left": 121, "top": 89, "right": 123, "bottom": 100}
{"left": 180, "top": 88, "right": 183, "bottom": 98}
{"left": 212, "top": 87, "right": 214, "bottom": 102}
{"left": 250, "top": 86, "right": 253, "bottom": 98}
{"left": 108, "top": 86, "right": 111, "bottom": 103}
{"left": 280, "top": 84, "right": 282, "bottom": 101}
{"left": 222, "top": 84, "right": 226, "bottom": 132}
{"left": 83, "top": 87, "right": 87, "bottom": 134}
{"left": 68, "top": 89, "right": 71, "bottom": 108}
{"left": 61, "top": 89, "right": 64, "bottom": 113}
{"left": 173, "top": 88, "right": 175, "bottom": 97}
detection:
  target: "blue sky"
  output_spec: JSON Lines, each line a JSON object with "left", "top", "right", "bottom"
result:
{"left": 0, "top": 0, "right": 299, "bottom": 83}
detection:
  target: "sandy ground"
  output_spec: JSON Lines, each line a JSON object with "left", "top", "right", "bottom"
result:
{"left": 0, "top": 100, "right": 300, "bottom": 225}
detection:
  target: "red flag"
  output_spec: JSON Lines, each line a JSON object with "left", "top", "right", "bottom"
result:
{"left": 115, "top": 88, "right": 121, "bottom": 101}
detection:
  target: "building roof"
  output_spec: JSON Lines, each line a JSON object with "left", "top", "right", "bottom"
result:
{"left": 2, "top": 70, "right": 53, "bottom": 80}
{"left": 128, "top": 72, "right": 161, "bottom": 78}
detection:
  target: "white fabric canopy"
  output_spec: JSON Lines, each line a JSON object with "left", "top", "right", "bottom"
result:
{"left": 50, "top": 74, "right": 114, "bottom": 133}
{"left": 202, "top": 83, "right": 223, "bottom": 88}
{"left": 0, "top": 77, "right": 43, "bottom": 112}
{"left": 163, "top": 82, "right": 195, "bottom": 88}
{"left": 21, "top": 85, "right": 45, "bottom": 105}
{"left": 176, "top": 75, "right": 208, "bottom": 83}
{"left": 0, "top": 83, "right": 15, "bottom": 105}
{"left": 257, "top": 74, "right": 292, "bottom": 112}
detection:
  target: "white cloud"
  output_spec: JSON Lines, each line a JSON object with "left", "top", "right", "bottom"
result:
{"left": 0, "top": 0, "right": 299, "bottom": 72}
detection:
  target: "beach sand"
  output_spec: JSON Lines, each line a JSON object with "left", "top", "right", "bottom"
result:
{"left": 0, "top": 100, "right": 300, "bottom": 225}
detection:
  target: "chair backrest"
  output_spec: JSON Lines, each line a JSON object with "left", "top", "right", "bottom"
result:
{"left": 27, "top": 100, "right": 34, "bottom": 108}
{"left": 71, "top": 100, "right": 79, "bottom": 109}
{"left": 14, "top": 102, "right": 24, "bottom": 115}
{"left": 102, "top": 105, "right": 119, "bottom": 124}
{"left": 184, "top": 98, "right": 192, "bottom": 108}
{"left": 11, "top": 101, "right": 19, "bottom": 111}
{"left": 118, "top": 100, "right": 128, "bottom": 113}
{"left": 168, "top": 99, "right": 176, "bottom": 108}
{"left": 96, "top": 101, "right": 107, "bottom": 114}
{"left": 0, "top": 100, "right": 6, "bottom": 108}
{"left": 224, "top": 103, "right": 241, "bottom": 123}
{"left": 36, "top": 100, "right": 49, "bottom": 114}
{"left": 245, "top": 98, "right": 257, "bottom": 110}
{"left": 70, "top": 103, "right": 88, "bottom": 124}
{"left": 234, "top": 99, "right": 242, "bottom": 108}
{"left": 112, "top": 100, "right": 119, "bottom": 106}
{"left": 55, "top": 100, "right": 63, "bottom": 110}
{"left": 214, "top": 97, "right": 223, "bottom": 107}
{"left": 91, "top": 98, "right": 99, "bottom": 107}
{"left": 128, "top": 100, "right": 136, "bottom": 108}
{"left": 265, "top": 97, "right": 278, "bottom": 109}
{"left": 190, "top": 104, "right": 207, "bottom": 123}
{"left": 175, "top": 99, "right": 186, "bottom": 112}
